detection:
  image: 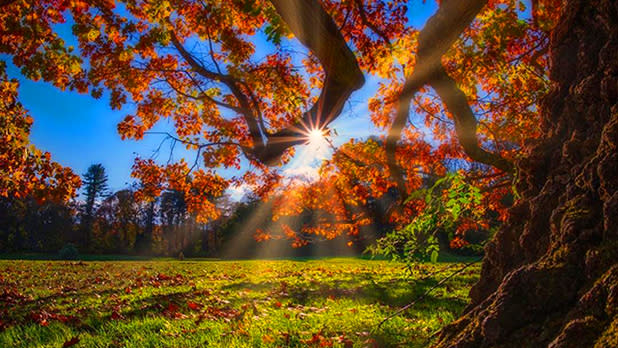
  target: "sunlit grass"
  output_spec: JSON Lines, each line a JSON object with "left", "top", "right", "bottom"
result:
{"left": 0, "top": 258, "right": 479, "bottom": 347}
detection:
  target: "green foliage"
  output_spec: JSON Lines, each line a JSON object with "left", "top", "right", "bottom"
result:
{"left": 261, "top": 6, "right": 289, "bottom": 45}
{"left": 368, "top": 213, "right": 440, "bottom": 264}
{"left": 0, "top": 259, "right": 479, "bottom": 347}
{"left": 368, "top": 172, "right": 484, "bottom": 266}
{"left": 58, "top": 243, "right": 79, "bottom": 260}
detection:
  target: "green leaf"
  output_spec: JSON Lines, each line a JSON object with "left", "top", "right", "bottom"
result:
{"left": 430, "top": 250, "right": 439, "bottom": 263}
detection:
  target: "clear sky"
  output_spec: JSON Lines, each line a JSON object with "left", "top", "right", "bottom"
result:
{"left": 7, "top": 1, "right": 439, "bottom": 196}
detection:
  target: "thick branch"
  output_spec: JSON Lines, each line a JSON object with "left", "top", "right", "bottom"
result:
{"left": 385, "top": 0, "right": 493, "bottom": 196}
{"left": 170, "top": 31, "right": 265, "bottom": 153}
{"left": 430, "top": 66, "right": 514, "bottom": 173}
{"left": 168, "top": 1, "right": 362, "bottom": 165}
{"left": 170, "top": 33, "right": 223, "bottom": 82}
{"left": 255, "top": 0, "right": 365, "bottom": 164}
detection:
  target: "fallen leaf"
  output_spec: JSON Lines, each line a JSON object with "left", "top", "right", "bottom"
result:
{"left": 187, "top": 301, "right": 202, "bottom": 311}
{"left": 262, "top": 334, "right": 275, "bottom": 343}
{"left": 62, "top": 336, "right": 80, "bottom": 347}
{"left": 111, "top": 311, "right": 123, "bottom": 320}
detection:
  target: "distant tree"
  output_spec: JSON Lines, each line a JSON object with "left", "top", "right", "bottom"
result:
{"left": 81, "top": 163, "right": 109, "bottom": 248}
{"left": 0, "top": 196, "right": 74, "bottom": 252}
{"left": 94, "top": 189, "right": 140, "bottom": 253}
{"left": 135, "top": 198, "right": 157, "bottom": 254}
{"left": 159, "top": 190, "right": 187, "bottom": 255}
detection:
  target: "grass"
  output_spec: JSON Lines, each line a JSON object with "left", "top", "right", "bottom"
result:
{"left": 0, "top": 258, "right": 480, "bottom": 347}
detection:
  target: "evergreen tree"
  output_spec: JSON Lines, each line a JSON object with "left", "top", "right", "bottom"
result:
{"left": 81, "top": 163, "right": 108, "bottom": 248}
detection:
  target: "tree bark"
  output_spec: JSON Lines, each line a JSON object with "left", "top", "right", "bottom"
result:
{"left": 435, "top": 0, "right": 618, "bottom": 346}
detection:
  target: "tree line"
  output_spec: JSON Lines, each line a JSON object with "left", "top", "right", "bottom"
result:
{"left": 0, "top": 163, "right": 230, "bottom": 256}
{"left": 1, "top": 162, "right": 495, "bottom": 259}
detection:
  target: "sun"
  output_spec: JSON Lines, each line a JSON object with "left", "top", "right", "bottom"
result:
{"left": 308, "top": 128, "right": 325, "bottom": 145}
{"left": 298, "top": 127, "right": 331, "bottom": 161}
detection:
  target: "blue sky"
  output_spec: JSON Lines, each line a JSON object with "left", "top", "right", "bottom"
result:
{"left": 7, "top": 1, "right": 439, "bottom": 195}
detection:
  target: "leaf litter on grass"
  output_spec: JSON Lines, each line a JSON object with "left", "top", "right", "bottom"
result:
{"left": 0, "top": 258, "right": 479, "bottom": 347}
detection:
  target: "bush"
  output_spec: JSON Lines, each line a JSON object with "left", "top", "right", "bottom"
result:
{"left": 455, "top": 243, "right": 485, "bottom": 257}
{"left": 58, "top": 243, "right": 80, "bottom": 260}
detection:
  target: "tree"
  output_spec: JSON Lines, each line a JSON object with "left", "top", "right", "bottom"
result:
{"left": 0, "top": 196, "right": 75, "bottom": 252}
{"left": 81, "top": 163, "right": 109, "bottom": 247}
{"left": 434, "top": 1, "right": 618, "bottom": 346}
{"left": 159, "top": 189, "right": 188, "bottom": 255}
{"left": 135, "top": 198, "right": 156, "bottom": 254}
{"left": 1, "top": 0, "right": 616, "bottom": 344}
{"left": 93, "top": 188, "right": 141, "bottom": 253}
{"left": 1, "top": 0, "right": 540, "bottom": 225}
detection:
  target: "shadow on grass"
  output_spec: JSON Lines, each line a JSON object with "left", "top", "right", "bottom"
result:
{"left": 219, "top": 273, "right": 470, "bottom": 309}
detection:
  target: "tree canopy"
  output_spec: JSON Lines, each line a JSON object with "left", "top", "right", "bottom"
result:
{"left": 0, "top": 0, "right": 560, "bottom": 245}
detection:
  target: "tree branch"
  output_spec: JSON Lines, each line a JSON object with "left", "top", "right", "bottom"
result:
{"left": 170, "top": 30, "right": 265, "bottom": 153}
{"left": 144, "top": 131, "right": 241, "bottom": 149}
{"left": 253, "top": 0, "right": 365, "bottom": 164}
{"left": 430, "top": 66, "right": 514, "bottom": 173}
{"left": 353, "top": 0, "right": 391, "bottom": 44}
{"left": 385, "top": 0, "right": 495, "bottom": 196}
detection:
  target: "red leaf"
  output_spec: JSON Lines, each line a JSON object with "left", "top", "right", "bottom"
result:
{"left": 187, "top": 301, "right": 202, "bottom": 311}
{"left": 157, "top": 273, "right": 171, "bottom": 280}
{"left": 111, "top": 311, "right": 123, "bottom": 320}
{"left": 62, "top": 336, "right": 80, "bottom": 347}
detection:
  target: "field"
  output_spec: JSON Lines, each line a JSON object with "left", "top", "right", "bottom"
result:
{"left": 0, "top": 258, "right": 479, "bottom": 347}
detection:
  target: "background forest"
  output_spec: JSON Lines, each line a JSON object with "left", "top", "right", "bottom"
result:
{"left": 0, "top": 162, "right": 495, "bottom": 259}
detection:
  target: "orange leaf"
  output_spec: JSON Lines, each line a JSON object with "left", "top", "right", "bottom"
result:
{"left": 187, "top": 301, "right": 202, "bottom": 311}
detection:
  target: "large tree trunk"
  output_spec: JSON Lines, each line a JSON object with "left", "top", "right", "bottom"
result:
{"left": 435, "top": 0, "right": 618, "bottom": 347}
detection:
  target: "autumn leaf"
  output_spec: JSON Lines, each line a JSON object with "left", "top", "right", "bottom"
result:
{"left": 167, "top": 303, "right": 179, "bottom": 313}
{"left": 262, "top": 334, "right": 275, "bottom": 343}
{"left": 62, "top": 336, "right": 80, "bottom": 347}
{"left": 187, "top": 301, "right": 202, "bottom": 311}
{"left": 110, "top": 311, "right": 123, "bottom": 320}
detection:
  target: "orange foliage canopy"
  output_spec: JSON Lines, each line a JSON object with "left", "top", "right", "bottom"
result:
{"left": 0, "top": 62, "right": 81, "bottom": 201}
{"left": 0, "top": 0, "right": 560, "bottom": 238}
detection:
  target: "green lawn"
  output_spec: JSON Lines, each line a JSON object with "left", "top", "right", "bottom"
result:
{"left": 0, "top": 258, "right": 479, "bottom": 347}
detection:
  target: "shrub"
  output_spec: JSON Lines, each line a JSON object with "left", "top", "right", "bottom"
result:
{"left": 58, "top": 243, "right": 80, "bottom": 260}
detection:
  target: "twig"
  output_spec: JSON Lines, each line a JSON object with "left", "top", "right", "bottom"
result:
{"left": 376, "top": 258, "right": 481, "bottom": 330}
